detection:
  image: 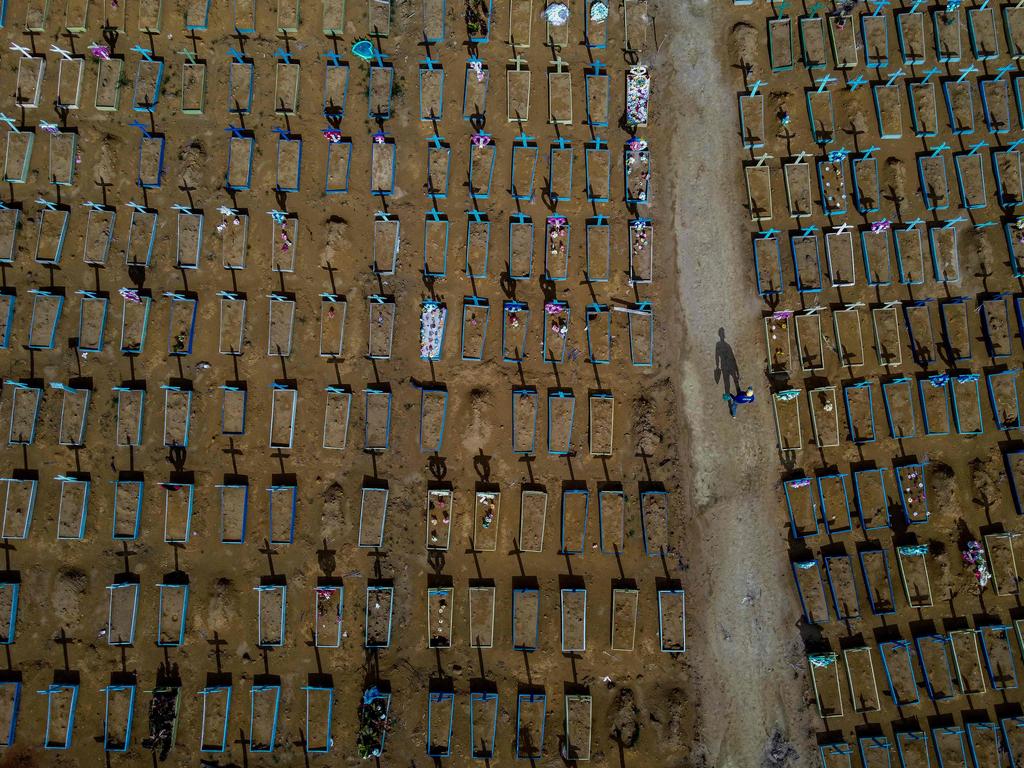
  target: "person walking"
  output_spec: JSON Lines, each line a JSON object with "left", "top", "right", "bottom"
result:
{"left": 723, "top": 387, "right": 755, "bottom": 417}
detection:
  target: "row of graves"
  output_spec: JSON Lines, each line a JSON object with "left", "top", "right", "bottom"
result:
{"left": 0, "top": 0, "right": 677, "bottom": 762}
{"left": 736, "top": 0, "right": 1024, "bottom": 765}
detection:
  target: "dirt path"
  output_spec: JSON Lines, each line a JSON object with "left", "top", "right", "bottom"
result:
{"left": 657, "top": 1, "right": 815, "bottom": 765}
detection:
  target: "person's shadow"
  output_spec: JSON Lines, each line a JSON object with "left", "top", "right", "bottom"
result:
{"left": 714, "top": 327, "right": 740, "bottom": 395}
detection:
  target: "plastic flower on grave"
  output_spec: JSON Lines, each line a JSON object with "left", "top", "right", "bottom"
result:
{"left": 322, "top": 128, "right": 343, "bottom": 143}
{"left": 543, "top": 2, "right": 570, "bottom": 25}
{"left": 590, "top": 0, "right": 608, "bottom": 21}
{"left": 372, "top": 132, "right": 387, "bottom": 144}
{"left": 626, "top": 137, "right": 648, "bottom": 151}
{"left": 471, "top": 133, "right": 491, "bottom": 148}
{"left": 871, "top": 219, "right": 891, "bottom": 233}
{"left": 88, "top": 43, "right": 111, "bottom": 60}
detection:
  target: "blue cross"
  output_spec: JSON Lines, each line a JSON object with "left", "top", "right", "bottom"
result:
{"left": 1009, "top": 137, "right": 1024, "bottom": 152}
{"left": 944, "top": 216, "right": 966, "bottom": 228}
{"left": 130, "top": 44, "right": 154, "bottom": 61}
{"left": 909, "top": 0, "right": 925, "bottom": 12}
{"left": 815, "top": 73, "right": 836, "bottom": 93}
{"left": 759, "top": 228, "right": 780, "bottom": 238}
{"left": 929, "top": 142, "right": 950, "bottom": 157}
{"left": 871, "top": 0, "right": 891, "bottom": 15}
{"left": 905, "top": 218, "right": 924, "bottom": 228}
{"left": 807, "top": 1, "right": 824, "bottom": 13}
{"left": 275, "top": 48, "right": 293, "bottom": 64}
{"left": 322, "top": 51, "right": 344, "bottom": 67}
{"left": 996, "top": 64, "right": 1015, "bottom": 80}
{"left": 178, "top": 48, "right": 197, "bottom": 65}
{"left": 749, "top": 79, "right": 764, "bottom": 97}
{"left": 921, "top": 66, "right": 942, "bottom": 84}
{"left": 967, "top": 140, "right": 988, "bottom": 155}
{"left": 225, "top": 126, "right": 246, "bottom": 139}
{"left": 427, "top": 135, "right": 445, "bottom": 148}
{"left": 885, "top": 69, "right": 905, "bottom": 87}
{"left": 956, "top": 65, "right": 978, "bottom": 83}
{"left": 271, "top": 127, "right": 291, "bottom": 140}
{"left": 128, "top": 120, "right": 151, "bottom": 138}
{"left": 801, "top": 224, "right": 818, "bottom": 238}
{"left": 975, "top": 220, "right": 997, "bottom": 229}
{"left": 862, "top": 145, "right": 879, "bottom": 158}
{"left": 35, "top": 198, "right": 58, "bottom": 211}
{"left": 848, "top": 74, "right": 868, "bottom": 91}
{"left": 227, "top": 47, "right": 246, "bottom": 64}
{"left": 0, "top": 113, "right": 19, "bottom": 132}
{"left": 514, "top": 134, "right": 536, "bottom": 146}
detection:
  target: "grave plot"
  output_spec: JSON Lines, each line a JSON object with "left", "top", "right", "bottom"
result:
{"left": 966, "top": 723, "right": 1001, "bottom": 768}
{"left": 463, "top": 59, "right": 488, "bottom": 120}
{"left": 510, "top": 137, "right": 538, "bottom": 203}
{"left": 0, "top": 207, "right": 19, "bottom": 265}
{"left": 895, "top": 463, "right": 929, "bottom": 524}
{"left": 94, "top": 57, "right": 124, "bottom": 111}
{"left": 473, "top": 488, "right": 500, "bottom": 552}
{"left": 48, "top": 130, "right": 77, "bottom": 187}
{"left": 626, "top": 303, "right": 654, "bottom": 367}
{"left": 744, "top": 162, "right": 772, "bottom": 222}
{"left": 1004, "top": 718, "right": 1024, "bottom": 768}
{"left": 640, "top": 489, "right": 669, "bottom": 555}
{"left": 909, "top": 79, "right": 939, "bottom": 136}
{"left": 518, "top": 486, "right": 547, "bottom": 552}
{"left": 919, "top": 374, "right": 951, "bottom": 435}
{"left": 934, "top": 6, "right": 963, "bottom": 61}
{"left": 363, "top": 387, "right": 392, "bottom": 451}
{"left": 585, "top": 304, "right": 611, "bottom": 364}
{"left": 950, "top": 629, "right": 987, "bottom": 696}
{"left": 791, "top": 559, "right": 829, "bottom": 624}
{"left": 542, "top": 299, "right": 570, "bottom": 361}
{"left": 1006, "top": 448, "right": 1024, "bottom": 514}
{"left": 505, "top": 60, "right": 531, "bottom": 123}
{"left": 470, "top": 690, "right": 498, "bottom": 759}
{"left": 423, "top": 215, "right": 450, "bottom": 278}
{"left": 769, "top": 16, "right": 795, "bottom": 71}
{"left": 979, "top": 625, "right": 1017, "bottom": 690}
{"left": 220, "top": 384, "right": 247, "bottom": 436}
{"left": 427, "top": 691, "right": 454, "bottom": 757}
{"left": 418, "top": 386, "right": 448, "bottom": 453}
{"left": 833, "top": 305, "right": 864, "bottom": 368}
{"left": 872, "top": 82, "right": 903, "bottom": 138}
{"left": 931, "top": 727, "right": 969, "bottom": 767}
{"left": 218, "top": 482, "right": 249, "bottom": 544}
{"left": 0, "top": 292, "right": 12, "bottom": 350}
{"left": 508, "top": 215, "right": 535, "bottom": 279}
{"left": 314, "top": 583, "right": 344, "bottom": 648}
{"left": 981, "top": 79, "right": 1013, "bottom": 134}
{"left": 792, "top": 232, "right": 822, "bottom": 292}
{"left": 592, "top": 486, "right": 624, "bottom": 553}
{"left": 896, "top": 544, "right": 933, "bottom": 607}
{"left": 174, "top": 208, "right": 203, "bottom": 269}
{"left": 248, "top": 682, "right": 282, "bottom": 753}
{"left": 274, "top": 58, "right": 300, "bottom": 115}
{"left": 107, "top": 578, "right": 140, "bottom": 645}
{"left": 950, "top": 373, "right": 983, "bottom": 435}
{"left": 626, "top": 218, "right": 654, "bottom": 283}
{"left": 824, "top": 553, "right": 860, "bottom": 620}
{"left": 772, "top": 389, "right": 803, "bottom": 453}
{"left": 658, "top": 588, "right": 685, "bottom": 653}
{"left": 1, "top": 477, "right": 36, "bottom": 540}
{"left": 56, "top": 55, "right": 85, "bottom": 108}
{"left": 808, "top": 653, "right": 842, "bottom": 719}
{"left": 56, "top": 475, "right": 90, "bottom": 541}
{"left": 860, "top": 228, "right": 891, "bottom": 285}
{"left": 1008, "top": 5, "right": 1024, "bottom": 57}
{"left": 903, "top": 300, "right": 937, "bottom": 366}
{"left": 323, "top": 58, "right": 349, "bottom": 118}
{"left": 318, "top": 295, "right": 346, "bottom": 358}
{"left": 784, "top": 477, "right": 819, "bottom": 539}
{"left": 560, "top": 488, "right": 589, "bottom": 555}
{"left": 233, "top": 0, "right": 256, "bottom": 33}
{"left": 583, "top": 217, "right": 610, "bottom": 281}
{"left": 515, "top": 692, "right": 546, "bottom": 759}
{"left": 373, "top": 213, "right": 400, "bottom": 274}
{"left": 588, "top": 392, "right": 614, "bottom": 456}
{"left": 427, "top": 586, "right": 454, "bottom": 649}
{"left": 425, "top": 485, "right": 454, "bottom": 551}
{"left": 41, "top": 682, "right": 78, "bottom": 749}
{"left": 269, "top": 383, "right": 298, "bottom": 450}
{"left": 56, "top": 382, "right": 90, "bottom": 446}
{"left": 102, "top": 682, "right": 136, "bottom": 752}
{"left": 425, "top": 139, "right": 451, "bottom": 198}
{"left": 817, "top": 156, "right": 848, "bottom": 215}
{"left": 739, "top": 90, "right": 765, "bottom": 149}
{"left": 512, "top": 585, "right": 539, "bottom": 650}
{"left": 784, "top": 159, "right": 813, "bottom": 216}
{"left": 547, "top": 62, "right": 572, "bottom": 124}
{"left": 125, "top": 205, "right": 158, "bottom": 267}
{"left": 560, "top": 587, "right": 587, "bottom": 653}
{"left": 219, "top": 210, "right": 249, "bottom": 269}
{"left": 217, "top": 292, "right": 246, "bottom": 356}
{"left": 502, "top": 301, "right": 530, "bottom": 361}
{"left": 994, "top": 147, "right": 1023, "bottom": 207}
{"left": 267, "top": 294, "right": 296, "bottom": 357}
{"left": 939, "top": 297, "right": 971, "bottom": 362}
{"left": 460, "top": 297, "right": 489, "bottom": 361}
{"left": 585, "top": 141, "right": 611, "bottom": 204}
{"left": 6, "top": 382, "right": 42, "bottom": 447}
{"left": 825, "top": 229, "right": 855, "bottom": 286}
{"left": 547, "top": 389, "right": 575, "bottom": 455}
{"left": 984, "top": 533, "right": 1019, "bottom": 595}
{"left": 157, "top": 578, "right": 189, "bottom": 646}
{"left": 469, "top": 135, "right": 497, "bottom": 198}
{"left": 610, "top": 586, "right": 639, "bottom": 652}
{"left": 256, "top": 582, "right": 287, "bottom": 648}
{"left": 268, "top": 484, "right": 297, "bottom": 544}
{"left": 881, "top": 377, "right": 916, "bottom": 439}
{"left": 180, "top": 56, "right": 207, "bottom": 114}
{"left": 228, "top": 57, "right": 255, "bottom": 114}
{"left": 226, "top": 131, "right": 255, "bottom": 191}
{"left": 468, "top": 583, "right": 495, "bottom": 649}
{"left": 859, "top": 547, "right": 896, "bottom": 614}
{"left": 871, "top": 303, "right": 901, "bottom": 367}
{"left": 419, "top": 60, "right": 444, "bottom": 120}
{"left": 563, "top": 693, "right": 592, "bottom": 761}
{"left": 111, "top": 477, "right": 145, "bottom": 541}
{"left": 166, "top": 293, "right": 198, "bottom": 356}
{"left": 968, "top": 3, "right": 999, "bottom": 57}
{"left": 15, "top": 56, "right": 45, "bottom": 109}
{"left": 368, "top": 0, "right": 390, "bottom": 34}
{"left": 914, "top": 634, "right": 956, "bottom": 701}
{"left": 879, "top": 640, "right": 920, "bottom": 706}
{"left": 755, "top": 235, "right": 784, "bottom": 295}
{"left": 894, "top": 225, "right": 926, "bottom": 283}
{"left": 895, "top": 733, "right": 931, "bottom": 768}
{"left": 943, "top": 76, "right": 975, "bottom": 134}
{"left": 817, "top": 473, "right": 851, "bottom": 533}
{"left": 986, "top": 370, "right": 1020, "bottom": 430}
{"left": 131, "top": 54, "right": 164, "bottom": 112}
{"left": 978, "top": 294, "right": 1011, "bottom": 358}
{"left": 370, "top": 135, "right": 397, "bottom": 196}
{"left": 367, "top": 296, "right": 396, "bottom": 358}
{"left": 369, "top": 63, "right": 395, "bottom": 120}
{"left": 114, "top": 386, "right": 145, "bottom": 447}
{"left": 321, "top": 387, "right": 352, "bottom": 450}
{"left": 276, "top": 133, "right": 303, "bottom": 193}
{"left": 304, "top": 682, "right": 334, "bottom": 754}
{"left": 364, "top": 584, "right": 394, "bottom": 648}
{"left": 3, "top": 130, "right": 33, "bottom": 185}
{"left": 358, "top": 482, "right": 389, "bottom": 548}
